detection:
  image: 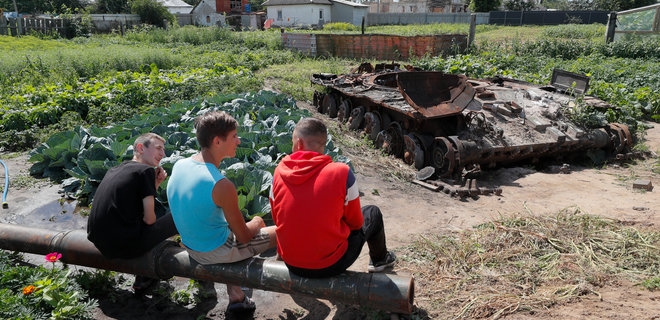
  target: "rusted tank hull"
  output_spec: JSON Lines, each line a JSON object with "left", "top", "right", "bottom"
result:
{"left": 0, "top": 223, "right": 414, "bottom": 314}
{"left": 311, "top": 64, "right": 633, "bottom": 178}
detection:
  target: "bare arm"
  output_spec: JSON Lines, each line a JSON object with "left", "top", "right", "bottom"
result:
{"left": 212, "top": 178, "right": 265, "bottom": 244}
{"left": 155, "top": 166, "right": 167, "bottom": 189}
{"left": 142, "top": 166, "right": 166, "bottom": 225}
{"left": 142, "top": 195, "right": 157, "bottom": 225}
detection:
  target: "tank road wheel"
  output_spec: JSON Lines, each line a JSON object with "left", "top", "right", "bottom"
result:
{"left": 376, "top": 122, "right": 405, "bottom": 158}
{"left": 348, "top": 106, "right": 365, "bottom": 130}
{"left": 431, "top": 137, "right": 456, "bottom": 177}
{"left": 609, "top": 123, "right": 633, "bottom": 153}
{"left": 403, "top": 134, "right": 425, "bottom": 170}
{"left": 313, "top": 92, "right": 325, "bottom": 113}
{"left": 321, "top": 94, "right": 339, "bottom": 118}
{"left": 364, "top": 111, "right": 382, "bottom": 141}
{"left": 337, "top": 99, "right": 352, "bottom": 123}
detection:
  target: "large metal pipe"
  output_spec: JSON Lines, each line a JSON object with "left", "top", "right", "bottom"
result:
{"left": 0, "top": 223, "right": 414, "bottom": 314}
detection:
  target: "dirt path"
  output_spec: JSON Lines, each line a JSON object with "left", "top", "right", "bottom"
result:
{"left": 1, "top": 109, "right": 659, "bottom": 319}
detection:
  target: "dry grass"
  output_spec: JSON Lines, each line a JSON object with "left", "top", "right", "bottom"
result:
{"left": 400, "top": 206, "right": 660, "bottom": 319}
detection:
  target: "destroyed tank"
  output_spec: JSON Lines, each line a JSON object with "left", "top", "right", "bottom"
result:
{"left": 311, "top": 62, "right": 634, "bottom": 180}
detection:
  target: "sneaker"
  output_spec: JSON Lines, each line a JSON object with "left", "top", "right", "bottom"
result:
{"left": 368, "top": 251, "right": 396, "bottom": 273}
{"left": 227, "top": 295, "right": 256, "bottom": 314}
{"left": 132, "top": 275, "right": 158, "bottom": 295}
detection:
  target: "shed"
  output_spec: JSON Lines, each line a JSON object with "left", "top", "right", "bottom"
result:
{"left": 329, "top": 0, "right": 369, "bottom": 26}
{"left": 262, "top": 0, "right": 333, "bottom": 27}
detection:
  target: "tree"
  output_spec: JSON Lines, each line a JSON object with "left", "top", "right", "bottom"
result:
{"left": 504, "top": 0, "right": 537, "bottom": 10}
{"left": 91, "top": 0, "right": 130, "bottom": 13}
{"left": 593, "top": 0, "right": 658, "bottom": 11}
{"left": 131, "top": 0, "right": 175, "bottom": 27}
{"left": 0, "top": 0, "right": 88, "bottom": 14}
{"left": 468, "top": 0, "right": 502, "bottom": 12}
{"left": 247, "top": 0, "right": 263, "bottom": 12}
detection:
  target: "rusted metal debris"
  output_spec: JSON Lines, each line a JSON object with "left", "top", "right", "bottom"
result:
{"left": 311, "top": 62, "right": 635, "bottom": 196}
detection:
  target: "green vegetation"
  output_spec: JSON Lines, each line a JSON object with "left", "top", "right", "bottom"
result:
{"left": 1, "top": 23, "right": 660, "bottom": 319}
{"left": 0, "top": 251, "right": 98, "bottom": 319}
{"left": 3, "top": 22, "right": 660, "bottom": 209}
{"left": 28, "top": 91, "right": 314, "bottom": 216}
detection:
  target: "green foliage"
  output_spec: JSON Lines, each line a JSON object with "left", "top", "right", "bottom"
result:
{"left": 468, "top": 0, "right": 502, "bottom": 12}
{"left": 0, "top": 0, "right": 87, "bottom": 14}
{"left": 503, "top": 0, "right": 537, "bottom": 10}
{"left": 29, "top": 90, "right": 312, "bottom": 218}
{"left": 0, "top": 250, "right": 98, "bottom": 320}
{"left": 323, "top": 22, "right": 360, "bottom": 32}
{"left": 541, "top": 23, "right": 605, "bottom": 41}
{"left": 90, "top": 0, "right": 131, "bottom": 13}
{"left": 131, "top": 0, "right": 176, "bottom": 28}
{"left": 59, "top": 7, "right": 93, "bottom": 39}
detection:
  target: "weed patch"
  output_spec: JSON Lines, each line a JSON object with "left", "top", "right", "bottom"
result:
{"left": 400, "top": 207, "right": 660, "bottom": 319}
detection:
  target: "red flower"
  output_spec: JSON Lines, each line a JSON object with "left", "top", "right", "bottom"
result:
{"left": 22, "top": 285, "right": 36, "bottom": 295}
{"left": 45, "top": 252, "right": 62, "bottom": 263}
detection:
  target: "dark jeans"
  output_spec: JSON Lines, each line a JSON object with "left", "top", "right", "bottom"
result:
{"left": 95, "top": 213, "right": 178, "bottom": 259}
{"left": 286, "top": 205, "right": 388, "bottom": 278}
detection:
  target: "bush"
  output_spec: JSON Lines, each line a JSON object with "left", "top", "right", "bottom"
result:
{"left": 131, "top": 0, "right": 176, "bottom": 28}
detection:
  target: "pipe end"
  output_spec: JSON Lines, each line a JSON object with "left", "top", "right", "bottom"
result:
{"left": 2, "top": 202, "right": 7, "bottom": 209}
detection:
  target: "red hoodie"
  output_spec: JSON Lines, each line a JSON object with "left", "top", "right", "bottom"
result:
{"left": 270, "top": 150, "right": 363, "bottom": 269}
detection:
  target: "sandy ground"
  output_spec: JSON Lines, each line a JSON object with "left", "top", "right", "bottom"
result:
{"left": 1, "top": 111, "right": 659, "bottom": 319}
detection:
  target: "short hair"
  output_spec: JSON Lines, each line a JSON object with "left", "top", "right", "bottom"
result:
{"left": 134, "top": 133, "right": 165, "bottom": 150}
{"left": 194, "top": 110, "right": 238, "bottom": 149}
{"left": 294, "top": 118, "right": 327, "bottom": 150}
{"left": 295, "top": 117, "right": 327, "bottom": 138}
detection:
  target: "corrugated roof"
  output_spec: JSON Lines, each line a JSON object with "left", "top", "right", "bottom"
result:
{"left": 157, "top": 0, "right": 194, "bottom": 8}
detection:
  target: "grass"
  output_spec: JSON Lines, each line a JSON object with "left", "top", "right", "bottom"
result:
{"left": 400, "top": 207, "right": 660, "bottom": 319}
{"left": 1, "top": 23, "right": 660, "bottom": 319}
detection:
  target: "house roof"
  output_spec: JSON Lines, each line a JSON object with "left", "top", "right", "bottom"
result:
{"left": 262, "top": 0, "right": 333, "bottom": 6}
{"left": 157, "top": 0, "right": 194, "bottom": 9}
{"left": 329, "top": 0, "right": 369, "bottom": 7}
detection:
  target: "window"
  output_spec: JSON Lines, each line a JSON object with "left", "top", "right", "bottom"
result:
{"left": 277, "top": 9, "right": 283, "bottom": 21}
{"left": 319, "top": 9, "right": 324, "bottom": 20}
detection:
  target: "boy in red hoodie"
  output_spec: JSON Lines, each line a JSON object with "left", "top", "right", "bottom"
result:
{"left": 269, "top": 117, "right": 396, "bottom": 277}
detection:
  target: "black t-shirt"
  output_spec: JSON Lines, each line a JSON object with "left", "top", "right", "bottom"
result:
{"left": 87, "top": 161, "right": 157, "bottom": 258}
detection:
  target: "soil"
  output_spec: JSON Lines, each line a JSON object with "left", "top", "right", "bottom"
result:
{"left": 1, "top": 101, "right": 659, "bottom": 320}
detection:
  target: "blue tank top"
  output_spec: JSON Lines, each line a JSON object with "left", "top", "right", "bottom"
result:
{"left": 167, "top": 157, "right": 229, "bottom": 252}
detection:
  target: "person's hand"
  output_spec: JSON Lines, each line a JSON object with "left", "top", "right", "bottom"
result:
{"left": 155, "top": 166, "right": 167, "bottom": 187}
{"left": 249, "top": 216, "right": 266, "bottom": 229}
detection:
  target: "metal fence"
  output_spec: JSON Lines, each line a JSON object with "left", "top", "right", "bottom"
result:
{"left": 489, "top": 10, "right": 609, "bottom": 26}
{"left": 366, "top": 12, "right": 489, "bottom": 26}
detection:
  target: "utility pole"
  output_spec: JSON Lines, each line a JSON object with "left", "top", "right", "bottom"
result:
{"left": 12, "top": 0, "right": 21, "bottom": 36}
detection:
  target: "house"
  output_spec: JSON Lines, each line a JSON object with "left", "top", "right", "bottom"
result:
{"left": 157, "top": 0, "right": 194, "bottom": 14}
{"left": 261, "top": 0, "right": 368, "bottom": 28}
{"left": 192, "top": 0, "right": 267, "bottom": 29}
